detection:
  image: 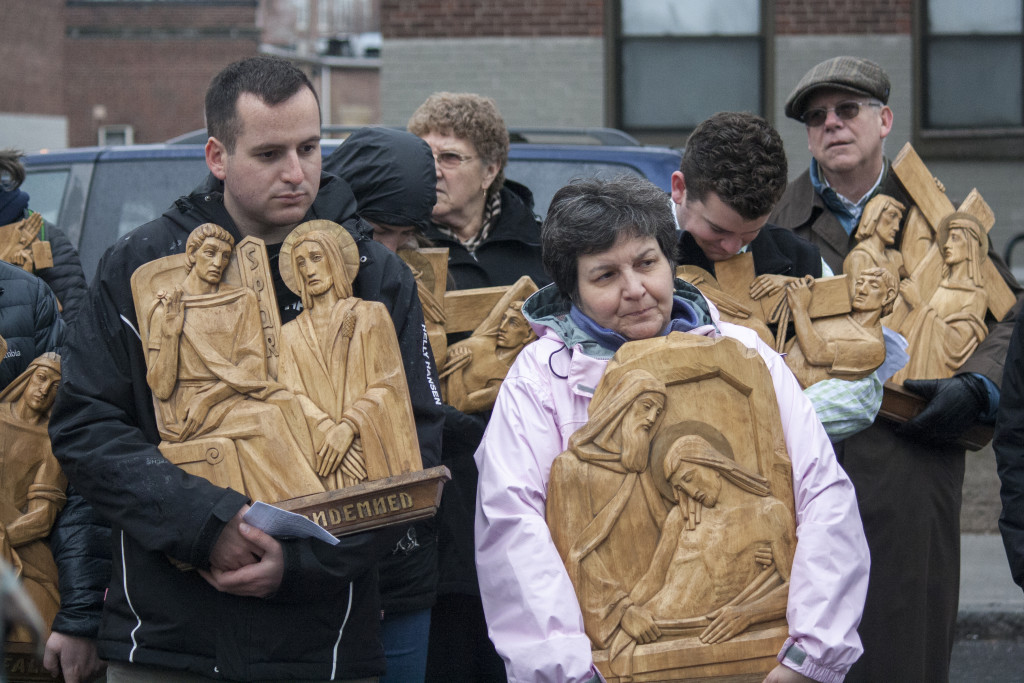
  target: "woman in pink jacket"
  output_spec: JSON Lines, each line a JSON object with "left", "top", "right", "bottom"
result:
{"left": 474, "top": 176, "right": 869, "bottom": 683}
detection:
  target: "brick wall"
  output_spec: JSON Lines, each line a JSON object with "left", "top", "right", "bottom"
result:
{"left": 382, "top": 0, "right": 603, "bottom": 38}
{"left": 0, "top": 0, "right": 65, "bottom": 115}
{"left": 64, "top": 3, "right": 260, "bottom": 146}
{"left": 775, "top": 0, "right": 912, "bottom": 35}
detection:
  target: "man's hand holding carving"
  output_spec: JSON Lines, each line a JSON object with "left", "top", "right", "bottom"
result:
{"left": 202, "top": 508, "right": 284, "bottom": 598}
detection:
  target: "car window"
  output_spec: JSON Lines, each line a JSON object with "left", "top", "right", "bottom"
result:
{"left": 20, "top": 169, "right": 70, "bottom": 226}
{"left": 505, "top": 160, "right": 647, "bottom": 219}
{"left": 78, "top": 158, "right": 207, "bottom": 280}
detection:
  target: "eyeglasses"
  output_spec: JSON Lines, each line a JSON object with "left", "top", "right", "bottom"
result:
{"left": 432, "top": 150, "right": 474, "bottom": 169}
{"left": 801, "top": 100, "right": 881, "bottom": 127}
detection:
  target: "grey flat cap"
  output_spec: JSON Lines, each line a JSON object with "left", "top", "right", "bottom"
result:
{"left": 784, "top": 56, "right": 891, "bottom": 121}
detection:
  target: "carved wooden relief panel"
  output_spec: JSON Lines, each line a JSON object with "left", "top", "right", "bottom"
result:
{"left": 546, "top": 334, "right": 795, "bottom": 682}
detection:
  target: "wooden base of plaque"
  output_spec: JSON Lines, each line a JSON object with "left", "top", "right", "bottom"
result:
{"left": 276, "top": 465, "right": 450, "bottom": 537}
{"left": 3, "top": 641, "right": 56, "bottom": 682}
{"left": 593, "top": 624, "right": 787, "bottom": 682}
{"left": 879, "top": 382, "right": 993, "bottom": 451}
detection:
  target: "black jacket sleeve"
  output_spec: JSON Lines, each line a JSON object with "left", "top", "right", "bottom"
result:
{"left": 996, "top": 314, "right": 1024, "bottom": 590}
{"left": 47, "top": 484, "right": 111, "bottom": 637}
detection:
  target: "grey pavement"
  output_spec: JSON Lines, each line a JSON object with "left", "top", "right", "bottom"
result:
{"left": 957, "top": 533, "right": 1024, "bottom": 640}
{"left": 950, "top": 534, "right": 1024, "bottom": 683}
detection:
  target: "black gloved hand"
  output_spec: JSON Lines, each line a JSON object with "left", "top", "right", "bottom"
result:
{"left": 898, "top": 374, "right": 989, "bottom": 444}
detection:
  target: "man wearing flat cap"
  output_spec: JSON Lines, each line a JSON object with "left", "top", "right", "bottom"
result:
{"left": 772, "top": 56, "right": 1023, "bottom": 683}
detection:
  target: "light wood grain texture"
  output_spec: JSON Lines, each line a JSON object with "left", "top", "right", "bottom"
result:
{"left": 440, "top": 276, "right": 538, "bottom": 412}
{"left": 0, "top": 353, "right": 64, "bottom": 645}
{"left": 132, "top": 224, "right": 326, "bottom": 504}
{"left": 0, "top": 213, "right": 43, "bottom": 272}
{"left": 891, "top": 142, "right": 1014, "bottom": 322}
{"left": 892, "top": 215, "right": 991, "bottom": 384}
{"left": 400, "top": 248, "right": 449, "bottom": 364}
{"left": 235, "top": 236, "right": 282, "bottom": 379}
{"left": 783, "top": 270, "right": 892, "bottom": 389}
{"left": 278, "top": 221, "right": 423, "bottom": 489}
{"left": 676, "top": 266, "right": 775, "bottom": 347}
{"left": 546, "top": 334, "right": 795, "bottom": 681}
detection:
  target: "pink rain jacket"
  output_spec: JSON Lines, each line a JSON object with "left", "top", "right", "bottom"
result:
{"left": 474, "top": 294, "right": 869, "bottom": 683}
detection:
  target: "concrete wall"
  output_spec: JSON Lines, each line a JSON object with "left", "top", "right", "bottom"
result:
{"left": 380, "top": 37, "right": 604, "bottom": 127}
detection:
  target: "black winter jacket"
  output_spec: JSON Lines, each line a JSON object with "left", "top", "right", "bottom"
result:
{"left": 426, "top": 181, "right": 549, "bottom": 597}
{"left": 48, "top": 172, "right": 443, "bottom": 680}
{"left": 423, "top": 181, "right": 550, "bottom": 290}
{"left": 996, "top": 315, "right": 1024, "bottom": 590}
{"left": 0, "top": 260, "right": 64, "bottom": 388}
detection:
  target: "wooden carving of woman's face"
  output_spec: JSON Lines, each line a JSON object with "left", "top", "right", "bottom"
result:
{"left": 21, "top": 365, "right": 60, "bottom": 416}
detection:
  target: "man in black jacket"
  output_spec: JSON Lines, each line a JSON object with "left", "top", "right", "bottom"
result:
{"left": 48, "top": 55, "right": 442, "bottom": 682}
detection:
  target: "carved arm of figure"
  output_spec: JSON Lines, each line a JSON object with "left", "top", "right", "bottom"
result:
{"left": 785, "top": 279, "right": 833, "bottom": 366}
{"left": 179, "top": 381, "right": 236, "bottom": 442}
{"left": 750, "top": 274, "right": 800, "bottom": 300}
{"left": 699, "top": 574, "right": 788, "bottom": 644}
{"left": 147, "top": 287, "right": 186, "bottom": 400}
{"left": 4, "top": 493, "right": 65, "bottom": 548}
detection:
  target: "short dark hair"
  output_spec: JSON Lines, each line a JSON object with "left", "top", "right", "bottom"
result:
{"left": 0, "top": 149, "right": 26, "bottom": 191}
{"left": 680, "top": 112, "right": 788, "bottom": 220}
{"left": 205, "top": 56, "right": 320, "bottom": 152}
{"left": 542, "top": 175, "right": 677, "bottom": 305}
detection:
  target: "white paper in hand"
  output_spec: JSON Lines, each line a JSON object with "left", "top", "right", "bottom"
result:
{"left": 243, "top": 501, "right": 340, "bottom": 546}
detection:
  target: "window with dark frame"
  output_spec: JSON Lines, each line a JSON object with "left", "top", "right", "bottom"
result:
{"left": 923, "top": 0, "right": 1023, "bottom": 130}
{"left": 614, "top": 0, "right": 764, "bottom": 145}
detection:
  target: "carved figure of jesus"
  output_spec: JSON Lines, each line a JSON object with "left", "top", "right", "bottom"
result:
{"left": 604, "top": 434, "right": 794, "bottom": 679}
{"left": 783, "top": 267, "right": 895, "bottom": 388}
{"left": 844, "top": 194, "right": 907, "bottom": 287}
{"left": 278, "top": 223, "right": 422, "bottom": 490}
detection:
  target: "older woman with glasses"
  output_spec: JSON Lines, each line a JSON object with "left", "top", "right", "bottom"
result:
{"left": 408, "top": 92, "right": 548, "bottom": 290}
{"left": 474, "top": 176, "right": 869, "bottom": 683}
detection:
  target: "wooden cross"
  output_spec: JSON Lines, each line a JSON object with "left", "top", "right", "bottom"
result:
{"left": 891, "top": 143, "right": 1015, "bottom": 322}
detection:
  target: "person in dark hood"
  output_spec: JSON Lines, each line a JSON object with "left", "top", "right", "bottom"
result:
{"left": 0, "top": 149, "right": 87, "bottom": 323}
{"left": 325, "top": 127, "right": 442, "bottom": 683}
{"left": 325, "top": 127, "right": 436, "bottom": 252}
